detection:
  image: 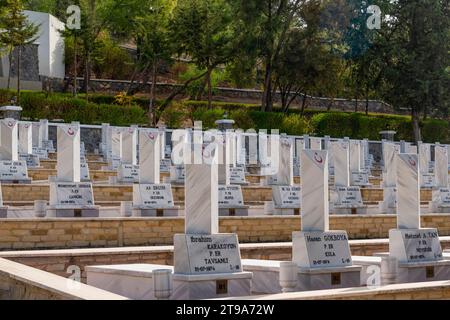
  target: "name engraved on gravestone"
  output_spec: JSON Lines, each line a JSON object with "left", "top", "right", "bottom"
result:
{"left": 118, "top": 164, "right": 139, "bottom": 183}
{"left": 176, "top": 234, "right": 242, "bottom": 274}
{"left": 53, "top": 183, "right": 94, "bottom": 206}
{"left": 80, "top": 161, "right": 90, "bottom": 181}
{"left": 0, "top": 161, "right": 28, "bottom": 179}
{"left": 229, "top": 166, "right": 246, "bottom": 184}
{"left": 32, "top": 147, "right": 48, "bottom": 159}
{"left": 19, "top": 154, "right": 39, "bottom": 167}
{"left": 218, "top": 185, "right": 244, "bottom": 207}
{"left": 437, "top": 188, "right": 450, "bottom": 207}
{"left": 298, "top": 231, "right": 352, "bottom": 267}
{"left": 393, "top": 229, "right": 443, "bottom": 262}
{"left": 165, "top": 145, "right": 172, "bottom": 159}
{"left": 160, "top": 159, "right": 171, "bottom": 173}
{"left": 335, "top": 186, "right": 363, "bottom": 208}
{"left": 42, "top": 140, "right": 54, "bottom": 152}
{"left": 351, "top": 171, "right": 369, "bottom": 185}
{"left": 172, "top": 165, "right": 185, "bottom": 180}
{"left": 134, "top": 183, "right": 174, "bottom": 207}
{"left": 421, "top": 174, "right": 435, "bottom": 188}
{"left": 111, "top": 156, "right": 121, "bottom": 170}
{"left": 273, "top": 186, "right": 301, "bottom": 208}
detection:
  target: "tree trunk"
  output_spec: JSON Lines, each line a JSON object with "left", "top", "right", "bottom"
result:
{"left": 73, "top": 35, "right": 77, "bottom": 96}
{"left": 7, "top": 48, "right": 12, "bottom": 90}
{"left": 411, "top": 108, "right": 422, "bottom": 143}
{"left": 148, "top": 62, "right": 157, "bottom": 126}
{"left": 16, "top": 46, "right": 21, "bottom": 104}
{"left": 83, "top": 51, "right": 90, "bottom": 99}
{"left": 261, "top": 61, "right": 273, "bottom": 112}
{"left": 300, "top": 92, "right": 307, "bottom": 116}
{"left": 206, "top": 66, "right": 213, "bottom": 110}
{"left": 365, "top": 96, "right": 369, "bottom": 115}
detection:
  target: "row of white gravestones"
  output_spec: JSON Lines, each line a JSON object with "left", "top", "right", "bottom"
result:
{"left": 173, "top": 147, "right": 251, "bottom": 299}
{"left": 132, "top": 129, "right": 177, "bottom": 216}
{"left": 349, "top": 139, "right": 370, "bottom": 186}
{"left": 18, "top": 122, "right": 40, "bottom": 168}
{"left": 206, "top": 131, "right": 248, "bottom": 216}
{"left": 48, "top": 123, "right": 98, "bottom": 217}
{"left": 268, "top": 136, "right": 300, "bottom": 215}
{"left": 418, "top": 142, "right": 435, "bottom": 188}
{"left": 31, "top": 120, "right": 53, "bottom": 156}
{"left": 329, "top": 140, "right": 364, "bottom": 211}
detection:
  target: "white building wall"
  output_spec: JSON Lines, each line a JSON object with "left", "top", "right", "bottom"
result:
{"left": 23, "top": 10, "right": 65, "bottom": 79}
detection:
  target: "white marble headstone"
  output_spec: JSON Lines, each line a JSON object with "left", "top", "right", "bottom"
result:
{"left": 383, "top": 142, "right": 400, "bottom": 187}
{"left": 57, "top": 124, "right": 81, "bottom": 183}
{"left": 18, "top": 122, "right": 32, "bottom": 154}
{"left": 349, "top": 140, "right": 361, "bottom": 173}
{"left": 435, "top": 145, "right": 448, "bottom": 188}
{"left": 301, "top": 149, "right": 328, "bottom": 232}
{"left": 139, "top": 129, "right": 160, "bottom": 184}
{"left": 330, "top": 141, "right": 349, "bottom": 187}
{"left": 185, "top": 149, "right": 218, "bottom": 235}
{"left": 396, "top": 153, "right": 420, "bottom": 229}
{"left": 0, "top": 119, "right": 18, "bottom": 161}
{"left": 121, "top": 127, "right": 137, "bottom": 165}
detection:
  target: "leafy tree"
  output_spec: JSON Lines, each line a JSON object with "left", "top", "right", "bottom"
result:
{"left": 171, "top": 0, "right": 236, "bottom": 109}
{"left": 273, "top": 0, "right": 344, "bottom": 113}
{"left": 232, "top": 0, "right": 305, "bottom": 112}
{"left": 0, "top": 0, "right": 39, "bottom": 102}
{"left": 380, "top": 0, "right": 449, "bottom": 141}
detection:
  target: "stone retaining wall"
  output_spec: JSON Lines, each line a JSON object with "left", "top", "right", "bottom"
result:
{"left": 0, "top": 215, "right": 449, "bottom": 251}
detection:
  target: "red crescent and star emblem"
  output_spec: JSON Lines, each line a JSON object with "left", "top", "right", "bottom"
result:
{"left": 149, "top": 133, "right": 155, "bottom": 140}
{"left": 67, "top": 127, "right": 75, "bottom": 136}
{"left": 314, "top": 152, "right": 323, "bottom": 164}
{"left": 408, "top": 158, "right": 416, "bottom": 167}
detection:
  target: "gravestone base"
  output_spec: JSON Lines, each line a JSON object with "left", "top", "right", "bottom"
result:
{"left": 242, "top": 259, "right": 361, "bottom": 293}
{"left": 395, "top": 260, "right": 450, "bottom": 283}
{"left": 133, "top": 207, "right": 179, "bottom": 217}
{"left": 273, "top": 208, "right": 300, "bottom": 216}
{"left": 171, "top": 272, "right": 252, "bottom": 300}
{"left": 332, "top": 206, "right": 378, "bottom": 215}
{"left": 0, "top": 207, "right": 7, "bottom": 218}
{"left": 296, "top": 266, "right": 361, "bottom": 291}
{"left": 219, "top": 207, "right": 249, "bottom": 217}
{"left": 264, "top": 200, "right": 300, "bottom": 215}
{"left": 47, "top": 206, "right": 100, "bottom": 218}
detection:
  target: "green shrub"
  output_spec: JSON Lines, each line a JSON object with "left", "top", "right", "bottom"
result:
{"left": 191, "top": 107, "right": 225, "bottom": 129}
{"left": 421, "top": 119, "right": 450, "bottom": 143}
{"left": 5, "top": 91, "right": 147, "bottom": 126}
{"left": 159, "top": 102, "right": 189, "bottom": 129}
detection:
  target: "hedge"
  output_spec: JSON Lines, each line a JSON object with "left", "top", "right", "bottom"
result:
{"left": 0, "top": 90, "right": 147, "bottom": 126}
{"left": 1, "top": 90, "right": 448, "bottom": 143}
